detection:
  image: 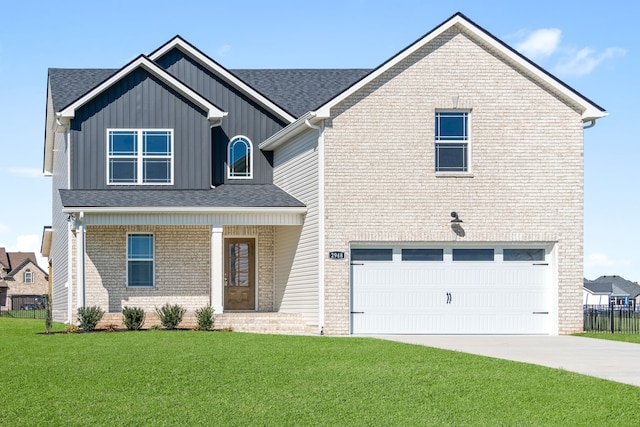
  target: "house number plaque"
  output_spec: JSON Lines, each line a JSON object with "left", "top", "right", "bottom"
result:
{"left": 329, "top": 251, "right": 345, "bottom": 259}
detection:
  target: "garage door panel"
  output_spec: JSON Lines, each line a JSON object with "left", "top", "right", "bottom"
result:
{"left": 351, "top": 247, "right": 551, "bottom": 334}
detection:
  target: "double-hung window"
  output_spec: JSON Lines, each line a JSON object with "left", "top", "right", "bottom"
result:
{"left": 24, "top": 269, "right": 33, "bottom": 283}
{"left": 108, "top": 129, "right": 173, "bottom": 184}
{"left": 435, "top": 111, "right": 469, "bottom": 172}
{"left": 127, "top": 234, "right": 154, "bottom": 288}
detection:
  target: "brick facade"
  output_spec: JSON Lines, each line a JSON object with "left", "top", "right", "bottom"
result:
{"left": 70, "top": 224, "right": 277, "bottom": 322}
{"left": 321, "top": 29, "right": 584, "bottom": 334}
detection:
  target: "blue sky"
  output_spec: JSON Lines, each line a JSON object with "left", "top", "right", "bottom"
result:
{"left": 0, "top": 0, "right": 636, "bottom": 281}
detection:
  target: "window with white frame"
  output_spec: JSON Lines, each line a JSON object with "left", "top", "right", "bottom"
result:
{"left": 23, "top": 269, "right": 33, "bottom": 283}
{"left": 108, "top": 129, "right": 173, "bottom": 184}
{"left": 435, "top": 111, "right": 469, "bottom": 172}
{"left": 227, "top": 136, "right": 253, "bottom": 179}
{"left": 127, "top": 234, "right": 154, "bottom": 287}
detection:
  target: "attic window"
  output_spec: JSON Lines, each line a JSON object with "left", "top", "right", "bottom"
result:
{"left": 108, "top": 129, "right": 173, "bottom": 185}
{"left": 24, "top": 269, "right": 33, "bottom": 283}
{"left": 227, "top": 136, "right": 253, "bottom": 179}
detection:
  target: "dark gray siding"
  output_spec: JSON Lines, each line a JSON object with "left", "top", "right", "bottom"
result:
{"left": 70, "top": 68, "right": 211, "bottom": 190}
{"left": 155, "top": 49, "right": 285, "bottom": 185}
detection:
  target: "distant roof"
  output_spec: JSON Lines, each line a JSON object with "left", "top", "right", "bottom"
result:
{"left": 0, "top": 250, "right": 45, "bottom": 277}
{"left": 59, "top": 185, "right": 305, "bottom": 209}
{"left": 590, "top": 275, "right": 640, "bottom": 299}
{"left": 585, "top": 276, "right": 640, "bottom": 298}
{"left": 48, "top": 67, "right": 370, "bottom": 119}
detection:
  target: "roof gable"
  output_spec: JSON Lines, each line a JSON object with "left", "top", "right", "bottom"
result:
{"left": 149, "top": 36, "right": 297, "bottom": 123}
{"left": 314, "top": 12, "right": 606, "bottom": 122}
{"left": 57, "top": 55, "right": 226, "bottom": 123}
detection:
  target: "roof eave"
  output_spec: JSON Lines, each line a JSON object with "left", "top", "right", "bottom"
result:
{"left": 62, "top": 206, "right": 307, "bottom": 214}
{"left": 57, "top": 56, "right": 226, "bottom": 123}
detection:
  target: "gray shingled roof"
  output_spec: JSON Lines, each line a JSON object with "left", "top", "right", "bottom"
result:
{"left": 48, "top": 68, "right": 118, "bottom": 112}
{"left": 232, "top": 69, "right": 371, "bottom": 118}
{"left": 589, "top": 275, "right": 640, "bottom": 299}
{"left": 48, "top": 67, "right": 371, "bottom": 118}
{"left": 59, "top": 185, "right": 305, "bottom": 209}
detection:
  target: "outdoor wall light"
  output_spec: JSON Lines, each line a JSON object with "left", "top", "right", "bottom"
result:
{"left": 450, "top": 212, "right": 463, "bottom": 223}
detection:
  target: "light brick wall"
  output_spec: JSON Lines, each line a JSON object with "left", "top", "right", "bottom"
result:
{"left": 82, "top": 225, "right": 211, "bottom": 314}
{"left": 70, "top": 224, "right": 276, "bottom": 321}
{"left": 321, "top": 29, "right": 584, "bottom": 334}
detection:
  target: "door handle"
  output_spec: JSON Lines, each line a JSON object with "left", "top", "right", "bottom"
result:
{"left": 446, "top": 292, "right": 452, "bottom": 304}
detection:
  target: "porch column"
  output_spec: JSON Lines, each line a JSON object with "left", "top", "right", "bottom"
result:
{"left": 75, "top": 212, "right": 86, "bottom": 311}
{"left": 211, "top": 227, "right": 224, "bottom": 314}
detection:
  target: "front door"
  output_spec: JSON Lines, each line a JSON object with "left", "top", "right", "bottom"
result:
{"left": 224, "top": 238, "right": 255, "bottom": 310}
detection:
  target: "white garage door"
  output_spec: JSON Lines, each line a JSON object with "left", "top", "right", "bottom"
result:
{"left": 351, "top": 246, "right": 551, "bottom": 334}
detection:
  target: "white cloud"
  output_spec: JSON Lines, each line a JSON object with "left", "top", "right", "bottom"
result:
{"left": 217, "top": 44, "right": 231, "bottom": 57}
{"left": 515, "top": 28, "right": 562, "bottom": 60}
{"left": 554, "top": 46, "right": 626, "bottom": 77}
{"left": 7, "top": 167, "right": 43, "bottom": 178}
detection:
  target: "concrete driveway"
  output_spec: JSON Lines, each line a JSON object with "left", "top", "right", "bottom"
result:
{"left": 370, "top": 335, "right": 640, "bottom": 387}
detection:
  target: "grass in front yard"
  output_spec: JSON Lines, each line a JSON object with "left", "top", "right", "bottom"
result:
{"left": 574, "top": 332, "right": 640, "bottom": 344}
{"left": 3, "top": 318, "right": 640, "bottom": 426}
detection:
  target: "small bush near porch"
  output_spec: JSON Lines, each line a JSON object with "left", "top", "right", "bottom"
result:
{"left": 2, "top": 318, "right": 640, "bottom": 426}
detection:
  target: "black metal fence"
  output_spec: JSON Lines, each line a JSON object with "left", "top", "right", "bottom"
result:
{"left": 583, "top": 304, "right": 640, "bottom": 334}
{"left": 0, "top": 295, "right": 47, "bottom": 319}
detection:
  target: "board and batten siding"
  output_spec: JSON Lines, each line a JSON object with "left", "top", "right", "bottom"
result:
{"left": 272, "top": 130, "right": 319, "bottom": 326}
{"left": 51, "top": 129, "right": 70, "bottom": 322}
{"left": 70, "top": 68, "right": 211, "bottom": 190}
{"left": 155, "top": 49, "right": 286, "bottom": 185}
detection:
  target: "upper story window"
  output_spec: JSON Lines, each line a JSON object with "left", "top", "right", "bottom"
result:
{"left": 108, "top": 129, "right": 173, "bottom": 185}
{"left": 127, "top": 234, "right": 154, "bottom": 288}
{"left": 435, "top": 111, "right": 469, "bottom": 173}
{"left": 227, "top": 136, "right": 253, "bottom": 179}
{"left": 24, "top": 269, "right": 33, "bottom": 283}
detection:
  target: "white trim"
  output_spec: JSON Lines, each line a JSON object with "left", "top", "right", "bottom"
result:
{"left": 227, "top": 135, "right": 253, "bottom": 180}
{"left": 106, "top": 129, "right": 174, "bottom": 186}
{"left": 58, "top": 56, "right": 226, "bottom": 122}
{"left": 148, "top": 37, "right": 296, "bottom": 124}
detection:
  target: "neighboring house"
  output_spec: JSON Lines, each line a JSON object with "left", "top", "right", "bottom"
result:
{"left": 583, "top": 276, "right": 640, "bottom": 308}
{"left": 41, "top": 13, "right": 606, "bottom": 335}
{"left": 0, "top": 248, "right": 48, "bottom": 311}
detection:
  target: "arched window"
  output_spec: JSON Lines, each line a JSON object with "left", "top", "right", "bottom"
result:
{"left": 227, "top": 136, "right": 252, "bottom": 179}
{"left": 24, "top": 269, "right": 33, "bottom": 283}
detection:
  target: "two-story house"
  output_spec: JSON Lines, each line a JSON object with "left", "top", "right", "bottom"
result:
{"left": 42, "top": 13, "right": 605, "bottom": 334}
{"left": 0, "top": 249, "right": 48, "bottom": 311}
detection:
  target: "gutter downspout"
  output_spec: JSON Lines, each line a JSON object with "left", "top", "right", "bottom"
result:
{"left": 305, "top": 117, "right": 326, "bottom": 335}
{"left": 583, "top": 120, "right": 597, "bottom": 129}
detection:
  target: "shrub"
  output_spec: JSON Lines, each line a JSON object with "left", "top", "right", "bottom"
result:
{"left": 77, "top": 306, "right": 104, "bottom": 331}
{"left": 122, "top": 306, "right": 145, "bottom": 330}
{"left": 65, "top": 324, "right": 79, "bottom": 334}
{"left": 194, "top": 305, "right": 215, "bottom": 331}
{"left": 155, "top": 303, "right": 185, "bottom": 330}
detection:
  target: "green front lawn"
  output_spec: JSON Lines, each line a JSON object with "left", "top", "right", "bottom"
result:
{"left": 3, "top": 318, "right": 639, "bottom": 426}
{"left": 575, "top": 332, "right": 640, "bottom": 344}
